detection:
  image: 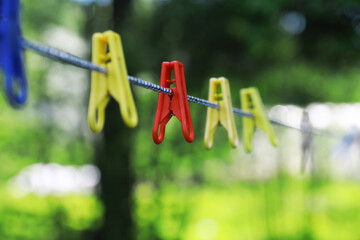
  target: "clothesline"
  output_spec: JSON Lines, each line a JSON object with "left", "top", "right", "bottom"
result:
{"left": 21, "top": 38, "right": 337, "bottom": 139}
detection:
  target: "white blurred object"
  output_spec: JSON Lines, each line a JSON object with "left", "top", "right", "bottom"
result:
{"left": 40, "top": 27, "right": 89, "bottom": 133}
{"left": 43, "top": 26, "right": 88, "bottom": 58}
{"left": 307, "top": 103, "right": 333, "bottom": 129}
{"left": 7, "top": 163, "right": 101, "bottom": 197}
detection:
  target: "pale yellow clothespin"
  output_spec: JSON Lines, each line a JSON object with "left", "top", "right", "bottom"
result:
{"left": 88, "top": 30, "right": 138, "bottom": 133}
{"left": 204, "top": 77, "right": 239, "bottom": 149}
{"left": 240, "top": 87, "right": 278, "bottom": 153}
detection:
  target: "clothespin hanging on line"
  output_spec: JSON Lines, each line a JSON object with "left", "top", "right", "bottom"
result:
{"left": 153, "top": 61, "right": 194, "bottom": 144}
{"left": 0, "top": 0, "right": 28, "bottom": 107}
{"left": 240, "top": 87, "right": 278, "bottom": 153}
{"left": 204, "top": 77, "right": 238, "bottom": 150}
{"left": 88, "top": 30, "right": 138, "bottom": 132}
{"left": 301, "top": 110, "right": 315, "bottom": 173}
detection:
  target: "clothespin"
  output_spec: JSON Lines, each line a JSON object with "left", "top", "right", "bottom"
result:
{"left": 152, "top": 61, "right": 194, "bottom": 144}
{"left": 334, "top": 126, "right": 360, "bottom": 161}
{"left": 240, "top": 87, "right": 278, "bottom": 152}
{"left": 204, "top": 77, "right": 238, "bottom": 149}
{"left": 0, "top": 0, "right": 28, "bottom": 107}
{"left": 301, "top": 110, "right": 315, "bottom": 173}
{"left": 88, "top": 30, "right": 138, "bottom": 132}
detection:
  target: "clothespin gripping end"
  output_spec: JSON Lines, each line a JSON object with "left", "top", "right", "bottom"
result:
{"left": 240, "top": 87, "right": 278, "bottom": 153}
{"left": 204, "top": 77, "right": 238, "bottom": 149}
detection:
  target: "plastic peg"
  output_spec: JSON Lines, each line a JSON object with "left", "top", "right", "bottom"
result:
{"left": 204, "top": 77, "right": 238, "bottom": 149}
{"left": 0, "top": 0, "right": 28, "bottom": 107}
{"left": 301, "top": 110, "right": 314, "bottom": 173}
{"left": 88, "top": 30, "right": 138, "bottom": 132}
{"left": 153, "top": 61, "right": 194, "bottom": 144}
{"left": 240, "top": 87, "right": 278, "bottom": 153}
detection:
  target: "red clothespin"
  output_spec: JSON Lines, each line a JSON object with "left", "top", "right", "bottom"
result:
{"left": 153, "top": 61, "right": 194, "bottom": 144}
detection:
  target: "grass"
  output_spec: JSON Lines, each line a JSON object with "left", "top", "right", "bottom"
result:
{"left": 135, "top": 176, "right": 360, "bottom": 240}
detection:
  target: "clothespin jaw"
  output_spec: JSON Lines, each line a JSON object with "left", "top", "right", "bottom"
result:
{"left": 204, "top": 77, "right": 238, "bottom": 149}
{"left": 152, "top": 61, "right": 194, "bottom": 144}
{"left": 240, "top": 87, "right": 278, "bottom": 153}
{"left": 88, "top": 30, "right": 138, "bottom": 133}
{"left": 0, "top": 0, "right": 28, "bottom": 107}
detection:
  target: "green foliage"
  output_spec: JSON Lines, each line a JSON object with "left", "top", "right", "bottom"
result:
{"left": 254, "top": 63, "right": 360, "bottom": 104}
{"left": 0, "top": 187, "right": 102, "bottom": 240}
{"left": 135, "top": 177, "right": 360, "bottom": 240}
{"left": 124, "top": 0, "right": 360, "bottom": 105}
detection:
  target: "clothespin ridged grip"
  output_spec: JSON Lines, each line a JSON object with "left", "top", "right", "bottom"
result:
{"left": 204, "top": 77, "right": 238, "bottom": 149}
{"left": 153, "top": 61, "right": 194, "bottom": 144}
{"left": 241, "top": 87, "right": 278, "bottom": 152}
{"left": 88, "top": 30, "right": 138, "bottom": 132}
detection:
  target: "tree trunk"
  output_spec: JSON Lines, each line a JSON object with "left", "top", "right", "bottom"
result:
{"left": 97, "top": 100, "right": 134, "bottom": 240}
{"left": 86, "top": 1, "right": 134, "bottom": 239}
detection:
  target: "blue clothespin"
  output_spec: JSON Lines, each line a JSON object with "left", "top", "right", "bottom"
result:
{"left": 0, "top": 0, "right": 27, "bottom": 107}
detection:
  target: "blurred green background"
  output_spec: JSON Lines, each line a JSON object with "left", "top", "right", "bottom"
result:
{"left": 2, "top": 0, "right": 360, "bottom": 239}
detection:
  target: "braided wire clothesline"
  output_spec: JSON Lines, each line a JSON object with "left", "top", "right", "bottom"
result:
{"left": 21, "top": 38, "right": 337, "bottom": 138}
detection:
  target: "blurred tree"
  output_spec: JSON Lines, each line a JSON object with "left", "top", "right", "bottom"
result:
{"left": 85, "top": 1, "right": 135, "bottom": 240}
{"left": 120, "top": 0, "right": 360, "bottom": 105}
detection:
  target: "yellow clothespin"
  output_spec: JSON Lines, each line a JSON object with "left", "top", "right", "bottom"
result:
{"left": 240, "top": 87, "right": 278, "bottom": 153}
{"left": 204, "top": 77, "right": 239, "bottom": 149}
{"left": 88, "top": 30, "right": 138, "bottom": 132}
